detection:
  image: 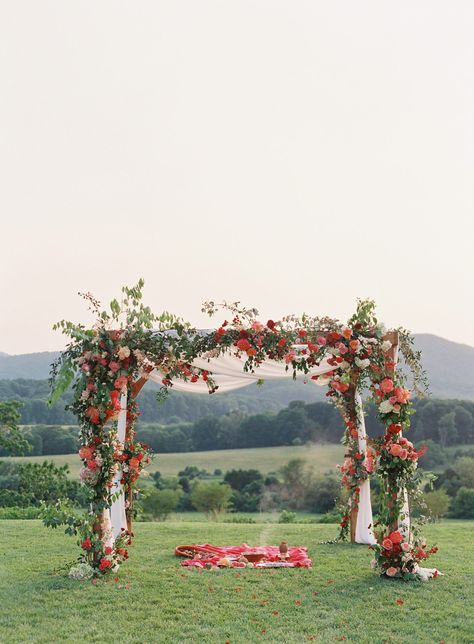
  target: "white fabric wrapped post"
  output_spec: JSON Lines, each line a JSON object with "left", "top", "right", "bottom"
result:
{"left": 354, "top": 391, "right": 376, "bottom": 545}
{"left": 109, "top": 391, "right": 128, "bottom": 540}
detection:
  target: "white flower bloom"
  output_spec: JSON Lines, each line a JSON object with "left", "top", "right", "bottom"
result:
{"left": 80, "top": 390, "right": 90, "bottom": 400}
{"left": 355, "top": 357, "right": 370, "bottom": 370}
{"left": 382, "top": 340, "right": 392, "bottom": 353}
{"left": 117, "top": 346, "right": 131, "bottom": 360}
{"left": 339, "top": 360, "right": 350, "bottom": 370}
{"left": 69, "top": 563, "right": 94, "bottom": 580}
{"left": 379, "top": 400, "right": 394, "bottom": 414}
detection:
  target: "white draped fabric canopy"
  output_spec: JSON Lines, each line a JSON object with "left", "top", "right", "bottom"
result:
{"left": 109, "top": 351, "right": 376, "bottom": 545}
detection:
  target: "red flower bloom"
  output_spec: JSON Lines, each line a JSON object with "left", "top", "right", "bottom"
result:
{"left": 81, "top": 538, "right": 92, "bottom": 550}
{"left": 104, "top": 546, "right": 113, "bottom": 555}
{"left": 388, "top": 423, "right": 402, "bottom": 435}
{"left": 85, "top": 406, "right": 101, "bottom": 424}
{"left": 267, "top": 320, "right": 275, "bottom": 329}
{"left": 278, "top": 338, "right": 286, "bottom": 347}
{"left": 236, "top": 338, "right": 251, "bottom": 352}
{"left": 388, "top": 530, "right": 403, "bottom": 544}
{"left": 99, "top": 558, "right": 112, "bottom": 571}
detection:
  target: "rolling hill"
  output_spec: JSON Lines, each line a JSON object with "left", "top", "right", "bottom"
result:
{"left": 0, "top": 334, "right": 473, "bottom": 405}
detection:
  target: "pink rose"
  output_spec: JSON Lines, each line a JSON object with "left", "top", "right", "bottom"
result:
{"left": 401, "top": 542, "right": 411, "bottom": 552}
{"left": 382, "top": 538, "right": 393, "bottom": 550}
{"left": 386, "top": 567, "right": 398, "bottom": 577}
{"left": 109, "top": 361, "right": 120, "bottom": 372}
{"left": 399, "top": 449, "right": 408, "bottom": 460}
{"left": 317, "top": 336, "right": 327, "bottom": 346}
{"left": 284, "top": 351, "right": 296, "bottom": 364}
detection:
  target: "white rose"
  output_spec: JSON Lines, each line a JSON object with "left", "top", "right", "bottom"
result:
{"left": 379, "top": 400, "right": 394, "bottom": 414}
{"left": 382, "top": 340, "right": 392, "bottom": 353}
{"left": 355, "top": 357, "right": 370, "bottom": 369}
{"left": 339, "top": 360, "right": 350, "bottom": 370}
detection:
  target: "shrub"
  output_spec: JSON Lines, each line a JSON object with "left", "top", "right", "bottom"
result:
{"left": 190, "top": 481, "right": 232, "bottom": 518}
{"left": 222, "top": 515, "right": 257, "bottom": 524}
{"left": 304, "top": 474, "right": 340, "bottom": 513}
{"left": 224, "top": 469, "right": 263, "bottom": 491}
{"left": 423, "top": 489, "right": 451, "bottom": 521}
{"left": 141, "top": 488, "right": 181, "bottom": 521}
{"left": 450, "top": 487, "right": 474, "bottom": 519}
{"left": 417, "top": 440, "right": 446, "bottom": 469}
{"left": 318, "top": 511, "right": 342, "bottom": 524}
{"left": 454, "top": 457, "right": 474, "bottom": 489}
{"left": 278, "top": 510, "right": 296, "bottom": 524}
{"left": 0, "top": 506, "right": 42, "bottom": 519}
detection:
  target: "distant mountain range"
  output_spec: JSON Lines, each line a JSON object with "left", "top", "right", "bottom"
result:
{"left": 0, "top": 334, "right": 473, "bottom": 401}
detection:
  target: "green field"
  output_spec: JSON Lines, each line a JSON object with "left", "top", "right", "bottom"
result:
{"left": 10, "top": 443, "right": 345, "bottom": 479}
{"left": 0, "top": 520, "right": 472, "bottom": 643}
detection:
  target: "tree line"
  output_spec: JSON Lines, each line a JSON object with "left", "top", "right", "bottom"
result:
{"left": 2, "top": 396, "right": 474, "bottom": 458}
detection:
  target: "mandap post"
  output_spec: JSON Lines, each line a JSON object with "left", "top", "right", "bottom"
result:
{"left": 349, "top": 330, "right": 400, "bottom": 543}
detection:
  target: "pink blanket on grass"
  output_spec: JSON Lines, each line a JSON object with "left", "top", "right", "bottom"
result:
{"left": 175, "top": 543, "right": 312, "bottom": 568}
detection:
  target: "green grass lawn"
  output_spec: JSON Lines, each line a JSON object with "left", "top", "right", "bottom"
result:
{"left": 10, "top": 443, "right": 345, "bottom": 479}
{"left": 0, "top": 520, "right": 472, "bottom": 643}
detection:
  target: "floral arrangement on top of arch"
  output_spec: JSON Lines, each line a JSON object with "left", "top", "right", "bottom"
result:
{"left": 48, "top": 280, "right": 436, "bottom": 582}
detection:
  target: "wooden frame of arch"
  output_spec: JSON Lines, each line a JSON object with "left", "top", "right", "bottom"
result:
{"left": 122, "top": 330, "right": 401, "bottom": 543}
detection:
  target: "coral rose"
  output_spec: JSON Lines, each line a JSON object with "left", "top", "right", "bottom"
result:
{"left": 394, "top": 387, "right": 410, "bottom": 404}
{"left": 114, "top": 376, "right": 128, "bottom": 390}
{"left": 236, "top": 338, "right": 251, "bottom": 352}
{"left": 388, "top": 531, "right": 403, "bottom": 544}
{"left": 382, "top": 538, "right": 393, "bottom": 550}
{"left": 79, "top": 446, "right": 94, "bottom": 460}
{"left": 129, "top": 457, "right": 140, "bottom": 469}
{"left": 380, "top": 378, "right": 395, "bottom": 394}
{"left": 386, "top": 567, "right": 398, "bottom": 577}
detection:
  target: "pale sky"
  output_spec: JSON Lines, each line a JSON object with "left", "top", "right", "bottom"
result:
{"left": 1, "top": 1, "right": 473, "bottom": 355}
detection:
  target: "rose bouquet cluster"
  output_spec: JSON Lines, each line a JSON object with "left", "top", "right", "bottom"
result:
{"left": 371, "top": 529, "right": 438, "bottom": 581}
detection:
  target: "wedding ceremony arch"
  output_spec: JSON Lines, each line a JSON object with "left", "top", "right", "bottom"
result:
{"left": 48, "top": 281, "right": 438, "bottom": 581}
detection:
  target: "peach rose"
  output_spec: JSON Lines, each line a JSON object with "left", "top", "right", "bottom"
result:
{"left": 386, "top": 567, "right": 398, "bottom": 577}
{"left": 382, "top": 538, "right": 393, "bottom": 550}
{"left": 389, "top": 443, "right": 402, "bottom": 457}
